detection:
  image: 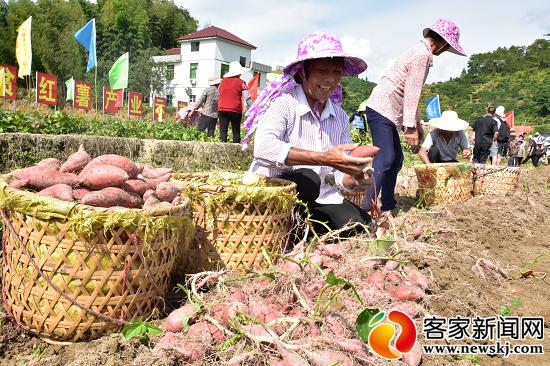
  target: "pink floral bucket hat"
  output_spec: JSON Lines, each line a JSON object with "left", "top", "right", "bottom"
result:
{"left": 423, "top": 18, "right": 466, "bottom": 56}
{"left": 284, "top": 32, "right": 368, "bottom": 76}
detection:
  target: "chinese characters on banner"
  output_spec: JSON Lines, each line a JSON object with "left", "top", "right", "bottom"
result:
{"left": 35, "top": 71, "right": 57, "bottom": 105}
{"left": 103, "top": 86, "right": 120, "bottom": 113}
{"left": 0, "top": 64, "right": 17, "bottom": 100}
{"left": 177, "top": 100, "right": 188, "bottom": 111}
{"left": 128, "top": 91, "right": 143, "bottom": 117}
{"left": 153, "top": 96, "right": 166, "bottom": 121}
{"left": 73, "top": 80, "right": 92, "bottom": 110}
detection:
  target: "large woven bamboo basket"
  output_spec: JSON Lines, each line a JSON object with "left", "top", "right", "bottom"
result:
{"left": 171, "top": 172, "right": 297, "bottom": 273}
{"left": 0, "top": 176, "right": 193, "bottom": 342}
{"left": 414, "top": 163, "right": 473, "bottom": 206}
{"left": 472, "top": 164, "right": 520, "bottom": 196}
{"left": 341, "top": 190, "right": 367, "bottom": 207}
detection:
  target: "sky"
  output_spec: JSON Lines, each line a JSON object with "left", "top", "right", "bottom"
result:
{"left": 176, "top": 0, "right": 549, "bottom": 84}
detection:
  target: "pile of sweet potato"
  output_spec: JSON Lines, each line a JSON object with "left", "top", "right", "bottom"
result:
{"left": 8, "top": 145, "right": 183, "bottom": 209}
{"left": 154, "top": 242, "right": 428, "bottom": 365}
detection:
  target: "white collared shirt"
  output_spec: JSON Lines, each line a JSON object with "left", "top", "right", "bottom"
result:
{"left": 249, "top": 84, "right": 352, "bottom": 204}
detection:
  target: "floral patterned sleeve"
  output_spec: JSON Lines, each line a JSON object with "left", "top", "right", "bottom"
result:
{"left": 402, "top": 53, "right": 431, "bottom": 128}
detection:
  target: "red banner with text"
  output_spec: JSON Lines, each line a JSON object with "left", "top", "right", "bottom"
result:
{"left": 153, "top": 96, "right": 166, "bottom": 121}
{"left": 73, "top": 80, "right": 92, "bottom": 110}
{"left": 0, "top": 64, "right": 17, "bottom": 100}
{"left": 128, "top": 91, "right": 143, "bottom": 117}
{"left": 36, "top": 71, "right": 58, "bottom": 106}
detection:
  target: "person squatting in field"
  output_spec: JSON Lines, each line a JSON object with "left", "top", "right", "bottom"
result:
{"left": 243, "top": 32, "right": 376, "bottom": 236}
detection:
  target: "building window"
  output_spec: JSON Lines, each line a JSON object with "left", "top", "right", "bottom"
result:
{"left": 166, "top": 64, "right": 174, "bottom": 81}
{"left": 166, "top": 95, "right": 173, "bottom": 106}
{"left": 190, "top": 95, "right": 196, "bottom": 103}
{"left": 190, "top": 63, "right": 198, "bottom": 80}
{"left": 191, "top": 41, "right": 200, "bottom": 52}
{"left": 240, "top": 57, "right": 246, "bottom": 67}
{"left": 221, "top": 63, "right": 229, "bottom": 78}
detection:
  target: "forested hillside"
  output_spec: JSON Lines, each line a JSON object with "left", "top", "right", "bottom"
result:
{"left": 422, "top": 38, "right": 549, "bottom": 125}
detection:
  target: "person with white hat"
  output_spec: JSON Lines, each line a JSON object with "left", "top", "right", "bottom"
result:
{"left": 418, "top": 111, "right": 471, "bottom": 164}
{"left": 217, "top": 61, "right": 251, "bottom": 143}
{"left": 190, "top": 76, "right": 221, "bottom": 137}
{"left": 363, "top": 18, "right": 466, "bottom": 213}
{"left": 244, "top": 32, "right": 374, "bottom": 235}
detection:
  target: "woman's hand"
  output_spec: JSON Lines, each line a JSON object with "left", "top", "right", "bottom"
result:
{"left": 404, "top": 127, "right": 420, "bottom": 146}
{"left": 324, "top": 144, "right": 372, "bottom": 177}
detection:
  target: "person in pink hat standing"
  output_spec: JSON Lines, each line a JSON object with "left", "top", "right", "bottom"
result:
{"left": 243, "top": 32, "right": 376, "bottom": 235}
{"left": 364, "top": 19, "right": 466, "bottom": 214}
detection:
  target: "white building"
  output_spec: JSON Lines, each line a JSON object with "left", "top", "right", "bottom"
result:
{"left": 153, "top": 26, "right": 272, "bottom": 106}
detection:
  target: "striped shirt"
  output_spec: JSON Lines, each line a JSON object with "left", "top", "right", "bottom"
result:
{"left": 249, "top": 84, "right": 352, "bottom": 204}
{"left": 367, "top": 39, "right": 433, "bottom": 129}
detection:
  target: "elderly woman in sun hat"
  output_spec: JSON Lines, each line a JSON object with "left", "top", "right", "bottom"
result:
{"left": 363, "top": 19, "right": 466, "bottom": 213}
{"left": 191, "top": 76, "right": 221, "bottom": 137}
{"left": 418, "top": 110, "right": 471, "bottom": 164}
{"left": 243, "top": 32, "right": 376, "bottom": 235}
{"left": 218, "top": 61, "right": 252, "bottom": 143}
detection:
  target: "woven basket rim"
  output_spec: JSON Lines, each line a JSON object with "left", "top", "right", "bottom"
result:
{"left": 172, "top": 172, "right": 297, "bottom": 194}
{"left": 413, "top": 162, "right": 472, "bottom": 173}
{"left": 471, "top": 164, "right": 521, "bottom": 172}
{"left": 0, "top": 174, "right": 190, "bottom": 217}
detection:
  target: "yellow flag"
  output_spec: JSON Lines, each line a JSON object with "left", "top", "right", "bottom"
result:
{"left": 16, "top": 16, "right": 32, "bottom": 79}
{"left": 0, "top": 67, "right": 5, "bottom": 97}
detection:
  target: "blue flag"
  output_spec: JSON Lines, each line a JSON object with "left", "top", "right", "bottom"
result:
{"left": 425, "top": 95, "right": 441, "bottom": 120}
{"left": 74, "top": 19, "right": 96, "bottom": 72}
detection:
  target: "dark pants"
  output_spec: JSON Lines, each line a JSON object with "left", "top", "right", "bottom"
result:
{"left": 473, "top": 145, "right": 491, "bottom": 164}
{"left": 278, "top": 169, "right": 371, "bottom": 236}
{"left": 498, "top": 142, "right": 509, "bottom": 157}
{"left": 521, "top": 153, "right": 540, "bottom": 167}
{"left": 427, "top": 145, "right": 458, "bottom": 163}
{"left": 364, "top": 108, "right": 403, "bottom": 211}
{"left": 218, "top": 111, "right": 242, "bottom": 143}
{"left": 508, "top": 156, "right": 521, "bottom": 167}
{"left": 197, "top": 114, "right": 217, "bottom": 137}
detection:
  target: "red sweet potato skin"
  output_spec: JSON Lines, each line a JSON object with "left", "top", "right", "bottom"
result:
{"left": 89, "top": 154, "right": 138, "bottom": 178}
{"left": 81, "top": 187, "right": 143, "bottom": 208}
{"left": 122, "top": 179, "right": 151, "bottom": 196}
{"left": 38, "top": 184, "right": 74, "bottom": 201}
{"left": 142, "top": 173, "right": 171, "bottom": 189}
{"left": 14, "top": 166, "right": 80, "bottom": 190}
{"left": 141, "top": 166, "right": 172, "bottom": 179}
{"left": 349, "top": 145, "right": 380, "bottom": 158}
{"left": 37, "top": 158, "right": 62, "bottom": 171}
{"left": 60, "top": 145, "right": 92, "bottom": 173}
{"left": 9, "top": 179, "right": 30, "bottom": 189}
{"left": 156, "top": 182, "right": 181, "bottom": 202}
{"left": 80, "top": 165, "right": 129, "bottom": 190}
{"left": 73, "top": 188, "right": 91, "bottom": 201}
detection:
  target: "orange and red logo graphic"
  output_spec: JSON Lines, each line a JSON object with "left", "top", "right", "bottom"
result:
{"left": 363, "top": 309, "right": 417, "bottom": 359}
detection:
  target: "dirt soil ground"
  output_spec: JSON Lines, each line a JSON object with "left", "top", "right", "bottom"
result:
{"left": 1, "top": 166, "right": 548, "bottom": 366}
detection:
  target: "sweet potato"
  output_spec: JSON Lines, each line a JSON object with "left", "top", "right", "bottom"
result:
{"left": 122, "top": 179, "right": 151, "bottom": 196}
{"left": 325, "top": 315, "right": 345, "bottom": 336}
{"left": 385, "top": 260, "right": 400, "bottom": 271}
{"left": 73, "top": 188, "right": 91, "bottom": 201}
{"left": 37, "top": 158, "right": 62, "bottom": 171}
{"left": 156, "top": 182, "right": 181, "bottom": 203}
{"left": 82, "top": 187, "right": 143, "bottom": 208}
{"left": 171, "top": 196, "right": 182, "bottom": 206}
{"left": 14, "top": 166, "right": 80, "bottom": 190}
{"left": 60, "top": 144, "right": 91, "bottom": 173}
{"left": 38, "top": 184, "right": 73, "bottom": 201}
{"left": 367, "top": 271, "right": 385, "bottom": 290}
{"left": 164, "top": 304, "right": 198, "bottom": 332}
{"left": 402, "top": 342, "right": 422, "bottom": 366}
{"left": 385, "top": 270, "right": 402, "bottom": 284}
{"left": 90, "top": 154, "right": 138, "bottom": 178}
{"left": 153, "top": 331, "right": 206, "bottom": 362}
{"left": 242, "top": 324, "right": 272, "bottom": 338}
{"left": 143, "top": 189, "right": 156, "bottom": 201}
{"left": 9, "top": 179, "right": 29, "bottom": 189}
{"left": 305, "top": 351, "right": 353, "bottom": 366}
{"left": 206, "top": 321, "right": 225, "bottom": 343}
{"left": 142, "top": 173, "right": 171, "bottom": 189}
{"left": 333, "top": 337, "right": 364, "bottom": 353}
{"left": 386, "top": 284, "right": 425, "bottom": 301}
{"left": 141, "top": 165, "right": 173, "bottom": 179}
{"left": 135, "top": 163, "right": 144, "bottom": 174}
{"left": 392, "top": 302, "right": 419, "bottom": 318}
{"left": 349, "top": 145, "right": 380, "bottom": 158}
{"left": 320, "top": 244, "right": 343, "bottom": 259}
{"left": 404, "top": 269, "right": 429, "bottom": 290}
{"left": 248, "top": 300, "right": 283, "bottom": 324}
{"left": 80, "top": 165, "right": 129, "bottom": 190}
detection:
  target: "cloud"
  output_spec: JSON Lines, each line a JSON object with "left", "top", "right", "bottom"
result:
{"left": 176, "top": 0, "right": 548, "bottom": 83}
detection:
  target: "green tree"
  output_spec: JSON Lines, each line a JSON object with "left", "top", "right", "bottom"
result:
{"left": 148, "top": 0, "right": 197, "bottom": 50}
